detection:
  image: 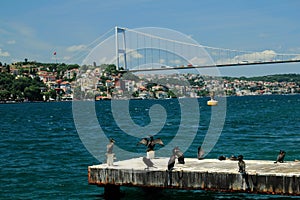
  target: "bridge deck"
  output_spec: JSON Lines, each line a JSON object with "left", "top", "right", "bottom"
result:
{"left": 123, "top": 59, "right": 300, "bottom": 72}
{"left": 88, "top": 157, "right": 300, "bottom": 196}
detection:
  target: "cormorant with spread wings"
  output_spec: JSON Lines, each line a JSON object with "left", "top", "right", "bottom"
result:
{"left": 137, "top": 135, "right": 164, "bottom": 152}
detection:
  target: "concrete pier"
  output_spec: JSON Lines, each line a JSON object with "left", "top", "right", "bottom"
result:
{"left": 88, "top": 157, "right": 300, "bottom": 197}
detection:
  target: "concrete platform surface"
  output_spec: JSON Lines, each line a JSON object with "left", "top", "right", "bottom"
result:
{"left": 88, "top": 157, "right": 300, "bottom": 195}
{"left": 90, "top": 157, "right": 300, "bottom": 176}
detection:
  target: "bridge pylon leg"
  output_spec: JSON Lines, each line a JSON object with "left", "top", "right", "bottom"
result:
{"left": 115, "top": 26, "right": 127, "bottom": 70}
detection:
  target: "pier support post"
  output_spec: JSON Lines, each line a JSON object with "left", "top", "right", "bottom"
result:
{"left": 106, "top": 153, "right": 115, "bottom": 166}
{"left": 104, "top": 184, "right": 121, "bottom": 200}
{"left": 147, "top": 150, "right": 155, "bottom": 159}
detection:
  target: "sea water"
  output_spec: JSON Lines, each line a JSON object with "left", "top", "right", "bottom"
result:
{"left": 0, "top": 95, "right": 299, "bottom": 199}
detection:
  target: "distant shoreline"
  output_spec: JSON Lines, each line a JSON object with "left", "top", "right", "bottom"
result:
{"left": 1, "top": 93, "right": 298, "bottom": 104}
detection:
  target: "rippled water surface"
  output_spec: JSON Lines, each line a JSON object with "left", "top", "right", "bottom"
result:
{"left": 0, "top": 95, "right": 299, "bottom": 199}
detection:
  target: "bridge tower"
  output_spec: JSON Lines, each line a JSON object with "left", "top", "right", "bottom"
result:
{"left": 115, "top": 26, "right": 127, "bottom": 70}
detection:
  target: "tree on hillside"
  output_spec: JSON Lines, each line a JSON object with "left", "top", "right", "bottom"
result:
{"left": 0, "top": 73, "right": 14, "bottom": 90}
{"left": 12, "top": 77, "right": 32, "bottom": 92}
{"left": 0, "top": 90, "right": 10, "bottom": 101}
{"left": 104, "top": 64, "right": 118, "bottom": 75}
{"left": 0, "top": 72, "right": 47, "bottom": 101}
{"left": 24, "top": 85, "right": 43, "bottom": 101}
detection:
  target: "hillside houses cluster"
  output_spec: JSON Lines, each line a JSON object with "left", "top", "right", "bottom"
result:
{"left": 37, "top": 68, "right": 78, "bottom": 100}
{"left": 1, "top": 63, "right": 78, "bottom": 101}
{"left": 77, "top": 67, "right": 300, "bottom": 100}
{"left": 1, "top": 62, "right": 299, "bottom": 101}
{"left": 223, "top": 79, "right": 300, "bottom": 96}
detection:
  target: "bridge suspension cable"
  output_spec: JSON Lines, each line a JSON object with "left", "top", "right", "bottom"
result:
{"left": 117, "top": 27, "right": 300, "bottom": 71}
{"left": 80, "top": 26, "right": 300, "bottom": 72}
{"left": 125, "top": 27, "right": 300, "bottom": 57}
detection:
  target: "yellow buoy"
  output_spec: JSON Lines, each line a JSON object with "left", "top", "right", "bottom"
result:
{"left": 207, "top": 99, "right": 218, "bottom": 106}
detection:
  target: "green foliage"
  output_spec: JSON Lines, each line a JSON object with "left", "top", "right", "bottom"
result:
{"left": 197, "top": 90, "right": 209, "bottom": 97}
{"left": 0, "top": 72, "right": 47, "bottom": 101}
{"left": 0, "top": 90, "right": 10, "bottom": 100}
{"left": 104, "top": 64, "right": 118, "bottom": 75}
{"left": 24, "top": 85, "right": 43, "bottom": 101}
{"left": 0, "top": 73, "right": 14, "bottom": 90}
{"left": 50, "top": 89, "right": 57, "bottom": 98}
{"left": 223, "top": 74, "right": 300, "bottom": 83}
{"left": 1, "top": 58, "right": 299, "bottom": 102}
{"left": 132, "top": 91, "right": 139, "bottom": 97}
{"left": 145, "top": 82, "right": 157, "bottom": 90}
{"left": 167, "top": 90, "right": 177, "bottom": 98}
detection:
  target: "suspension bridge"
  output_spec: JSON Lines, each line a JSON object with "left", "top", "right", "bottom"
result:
{"left": 105, "top": 26, "right": 300, "bottom": 73}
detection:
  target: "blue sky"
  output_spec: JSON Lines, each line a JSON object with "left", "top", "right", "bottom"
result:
{"left": 1, "top": 0, "right": 300, "bottom": 77}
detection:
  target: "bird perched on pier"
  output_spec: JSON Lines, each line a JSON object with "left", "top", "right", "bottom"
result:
{"left": 142, "top": 157, "right": 156, "bottom": 170}
{"left": 168, "top": 151, "right": 176, "bottom": 171}
{"left": 173, "top": 146, "right": 185, "bottom": 164}
{"left": 106, "top": 138, "right": 115, "bottom": 154}
{"left": 137, "top": 135, "right": 164, "bottom": 152}
{"left": 237, "top": 154, "right": 250, "bottom": 191}
{"left": 238, "top": 155, "right": 246, "bottom": 174}
{"left": 218, "top": 155, "right": 226, "bottom": 161}
{"left": 274, "top": 150, "right": 286, "bottom": 163}
{"left": 197, "top": 146, "right": 205, "bottom": 160}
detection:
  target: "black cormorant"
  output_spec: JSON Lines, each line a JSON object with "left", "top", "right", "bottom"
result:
{"left": 173, "top": 146, "right": 185, "bottom": 164}
{"left": 168, "top": 154, "right": 176, "bottom": 171}
{"left": 137, "top": 135, "right": 164, "bottom": 152}
{"left": 142, "top": 157, "right": 156, "bottom": 169}
{"left": 274, "top": 150, "right": 286, "bottom": 163}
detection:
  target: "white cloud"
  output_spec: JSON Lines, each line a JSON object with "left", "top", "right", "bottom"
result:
{"left": 7, "top": 23, "right": 36, "bottom": 38}
{"left": 190, "top": 56, "right": 212, "bottom": 65}
{"left": 215, "top": 50, "right": 278, "bottom": 64}
{"left": 159, "top": 59, "right": 165, "bottom": 64}
{"left": 170, "top": 59, "right": 182, "bottom": 65}
{"left": 66, "top": 44, "right": 86, "bottom": 52}
{"left": 0, "top": 48, "right": 10, "bottom": 57}
{"left": 7, "top": 40, "right": 16, "bottom": 44}
{"left": 233, "top": 50, "right": 276, "bottom": 62}
{"left": 127, "top": 49, "right": 143, "bottom": 59}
